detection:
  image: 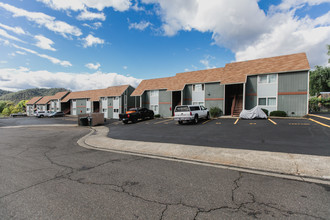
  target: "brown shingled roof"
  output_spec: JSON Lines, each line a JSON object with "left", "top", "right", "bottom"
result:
{"left": 50, "top": 91, "right": 70, "bottom": 100}
{"left": 131, "top": 53, "right": 310, "bottom": 96}
{"left": 221, "top": 52, "right": 310, "bottom": 84}
{"left": 167, "top": 68, "right": 225, "bottom": 91}
{"left": 61, "top": 85, "right": 130, "bottom": 102}
{"left": 131, "top": 77, "right": 173, "bottom": 96}
{"left": 36, "top": 96, "right": 53, "bottom": 105}
{"left": 26, "top": 96, "right": 42, "bottom": 105}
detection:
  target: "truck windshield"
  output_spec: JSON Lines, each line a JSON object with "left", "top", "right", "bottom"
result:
{"left": 175, "top": 106, "right": 189, "bottom": 112}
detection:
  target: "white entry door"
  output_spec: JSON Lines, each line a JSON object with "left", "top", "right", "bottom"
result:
{"left": 72, "top": 100, "right": 77, "bottom": 115}
{"left": 113, "top": 97, "right": 120, "bottom": 119}
{"left": 101, "top": 97, "right": 108, "bottom": 118}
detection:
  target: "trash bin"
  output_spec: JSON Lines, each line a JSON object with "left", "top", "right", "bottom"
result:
{"left": 87, "top": 117, "right": 92, "bottom": 126}
{"left": 80, "top": 117, "right": 89, "bottom": 126}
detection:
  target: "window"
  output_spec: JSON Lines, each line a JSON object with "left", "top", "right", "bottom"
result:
{"left": 150, "top": 90, "right": 159, "bottom": 97}
{"left": 258, "top": 98, "right": 267, "bottom": 105}
{"left": 192, "top": 101, "right": 204, "bottom": 106}
{"left": 103, "top": 108, "right": 107, "bottom": 113}
{"left": 259, "top": 74, "right": 277, "bottom": 83}
{"left": 190, "top": 106, "right": 200, "bottom": 111}
{"left": 114, "top": 97, "right": 119, "bottom": 100}
{"left": 259, "top": 75, "right": 267, "bottom": 83}
{"left": 193, "top": 84, "right": 204, "bottom": 92}
{"left": 259, "top": 97, "right": 276, "bottom": 106}
{"left": 268, "top": 98, "right": 276, "bottom": 106}
{"left": 114, "top": 109, "right": 119, "bottom": 113}
{"left": 269, "top": 74, "right": 277, "bottom": 83}
{"left": 150, "top": 104, "right": 158, "bottom": 113}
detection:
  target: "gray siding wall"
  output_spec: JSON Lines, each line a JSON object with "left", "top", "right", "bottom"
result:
{"left": 278, "top": 71, "right": 308, "bottom": 116}
{"left": 76, "top": 99, "right": 87, "bottom": 115}
{"left": 142, "top": 91, "right": 150, "bottom": 109}
{"left": 183, "top": 85, "right": 192, "bottom": 105}
{"left": 159, "top": 89, "right": 172, "bottom": 117}
{"left": 205, "top": 83, "right": 224, "bottom": 113}
{"left": 127, "top": 86, "right": 136, "bottom": 109}
{"left": 245, "top": 76, "right": 258, "bottom": 110}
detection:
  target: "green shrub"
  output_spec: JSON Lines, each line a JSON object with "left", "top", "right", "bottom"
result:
{"left": 309, "top": 97, "right": 320, "bottom": 112}
{"left": 209, "top": 106, "right": 222, "bottom": 118}
{"left": 154, "top": 114, "right": 161, "bottom": 118}
{"left": 261, "top": 108, "right": 268, "bottom": 116}
{"left": 270, "top": 110, "right": 287, "bottom": 117}
{"left": 2, "top": 107, "right": 11, "bottom": 116}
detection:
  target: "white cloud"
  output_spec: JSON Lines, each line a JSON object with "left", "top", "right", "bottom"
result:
{"left": 200, "top": 55, "right": 216, "bottom": 69}
{"left": 272, "top": 0, "right": 330, "bottom": 11}
{"left": 83, "top": 22, "right": 102, "bottom": 29}
{"left": 141, "top": 0, "right": 330, "bottom": 67}
{"left": 0, "top": 67, "right": 142, "bottom": 92}
{"left": 0, "top": 23, "right": 26, "bottom": 35}
{"left": 0, "top": 2, "right": 82, "bottom": 38}
{"left": 129, "top": 21, "right": 152, "bottom": 31}
{"left": 123, "top": 66, "right": 128, "bottom": 70}
{"left": 77, "top": 10, "right": 106, "bottom": 21}
{"left": 0, "top": 60, "right": 7, "bottom": 64}
{"left": 16, "top": 51, "right": 26, "bottom": 55}
{"left": 82, "top": 34, "right": 104, "bottom": 47}
{"left": 37, "top": 0, "right": 131, "bottom": 12}
{"left": 0, "top": 28, "right": 25, "bottom": 43}
{"left": 85, "top": 62, "right": 101, "bottom": 70}
{"left": 34, "top": 35, "right": 56, "bottom": 51}
{"left": 12, "top": 44, "right": 71, "bottom": 67}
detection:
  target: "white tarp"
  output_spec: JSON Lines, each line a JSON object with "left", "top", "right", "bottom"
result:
{"left": 239, "top": 106, "right": 267, "bottom": 119}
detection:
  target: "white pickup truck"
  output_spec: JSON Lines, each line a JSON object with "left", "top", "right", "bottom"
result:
{"left": 174, "top": 105, "right": 210, "bottom": 124}
{"left": 34, "top": 110, "right": 53, "bottom": 118}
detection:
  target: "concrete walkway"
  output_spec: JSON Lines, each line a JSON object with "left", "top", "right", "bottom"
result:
{"left": 78, "top": 126, "right": 330, "bottom": 185}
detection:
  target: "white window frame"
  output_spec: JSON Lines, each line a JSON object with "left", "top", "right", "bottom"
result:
{"left": 192, "top": 101, "right": 205, "bottom": 106}
{"left": 150, "top": 104, "right": 159, "bottom": 114}
{"left": 258, "top": 97, "right": 276, "bottom": 106}
{"left": 193, "top": 84, "right": 204, "bottom": 92}
{"left": 150, "top": 90, "right": 159, "bottom": 97}
{"left": 258, "top": 74, "right": 277, "bottom": 84}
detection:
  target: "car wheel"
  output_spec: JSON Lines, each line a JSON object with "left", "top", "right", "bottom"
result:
{"left": 40, "top": 115, "right": 44, "bottom": 118}
{"left": 194, "top": 115, "right": 198, "bottom": 124}
{"left": 132, "top": 118, "right": 138, "bottom": 123}
{"left": 123, "top": 121, "right": 128, "bottom": 124}
{"left": 178, "top": 121, "right": 183, "bottom": 125}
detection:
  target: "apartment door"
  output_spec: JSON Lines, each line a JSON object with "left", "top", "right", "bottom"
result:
{"left": 113, "top": 97, "right": 120, "bottom": 119}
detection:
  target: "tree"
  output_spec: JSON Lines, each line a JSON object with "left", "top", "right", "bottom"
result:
{"left": 0, "top": 101, "right": 6, "bottom": 113}
{"left": 309, "top": 66, "right": 330, "bottom": 96}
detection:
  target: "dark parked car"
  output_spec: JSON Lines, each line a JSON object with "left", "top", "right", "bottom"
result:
{"left": 49, "top": 111, "right": 65, "bottom": 117}
{"left": 119, "top": 108, "right": 154, "bottom": 124}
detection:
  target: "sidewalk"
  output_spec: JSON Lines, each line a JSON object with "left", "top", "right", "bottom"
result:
{"left": 78, "top": 126, "right": 330, "bottom": 185}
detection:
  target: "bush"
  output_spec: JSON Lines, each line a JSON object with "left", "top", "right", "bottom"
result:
{"left": 209, "top": 106, "right": 222, "bottom": 118}
{"left": 154, "top": 114, "right": 161, "bottom": 118}
{"left": 261, "top": 108, "right": 268, "bottom": 116}
{"left": 309, "top": 97, "right": 320, "bottom": 112}
{"left": 270, "top": 110, "right": 287, "bottom": 117}
{"left": 2, "top": 107, "right": 11, "bottom": 116}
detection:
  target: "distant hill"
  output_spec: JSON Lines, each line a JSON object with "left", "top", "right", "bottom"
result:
{"left": 0, "top": 89, "right": 12, "bottom": 97}
{"left": 0, "top": 88, "right": 70, "bottom": 103}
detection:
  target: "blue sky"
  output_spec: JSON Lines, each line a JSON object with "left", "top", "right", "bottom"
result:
{"left": 0, "top": 0, "right": 329, "bottom": 91}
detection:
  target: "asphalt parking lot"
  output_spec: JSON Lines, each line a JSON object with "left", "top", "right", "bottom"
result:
{"left": 107, "top": 114, "right": 330, "bottom": 156}
{"left": 0, "top": 116, "right": 77, "bottom": 127}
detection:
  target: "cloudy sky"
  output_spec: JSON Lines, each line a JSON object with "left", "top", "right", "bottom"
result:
{"left": 0, "top": 0, "right": 329, "bottom": 91}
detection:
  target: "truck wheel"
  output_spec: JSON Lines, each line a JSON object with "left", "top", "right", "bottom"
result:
{"left": 132, "top": 118, "right": 138, "bottom": 123}
{"left": 206, "top": 112, "right": 210, "bottom": 120}
{"left": 178, "top": 121, "right": 183, "bottom": 125}
{"left": 123, "top": 121, "right": 128, "bottom": 124}
{"left": 194, "top": 115, "right": 198, "bottom": 124}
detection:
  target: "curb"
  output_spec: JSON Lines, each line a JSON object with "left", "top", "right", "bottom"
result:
{"left": 77, "top": 126, "right": 330, "bottom": 186}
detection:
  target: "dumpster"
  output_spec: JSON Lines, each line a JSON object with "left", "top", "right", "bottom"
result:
{"left": 80, "top": 117, "right": 89, "bottom": 126}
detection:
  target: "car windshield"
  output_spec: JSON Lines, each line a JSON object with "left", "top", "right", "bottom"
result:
{"left": 175, "top": 106, "right": 189, "bottom": 112}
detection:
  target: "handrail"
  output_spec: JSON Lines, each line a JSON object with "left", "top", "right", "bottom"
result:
{"left": 231, "top": 95, "right": 236, "bottom": 116}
